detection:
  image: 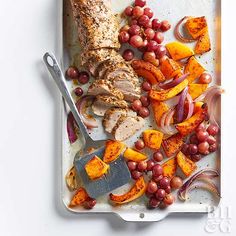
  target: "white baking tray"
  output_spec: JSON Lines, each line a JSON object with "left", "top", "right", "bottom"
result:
{"left": 58, "top": 0, "right": 221, "bottom": 221}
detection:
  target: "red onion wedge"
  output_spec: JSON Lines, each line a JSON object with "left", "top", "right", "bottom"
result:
{"left": 186, "top": 93, "right": 194, "bottom": 120}
{"left": 159, "top": 73, "right": 189, "bottom": 90}
{"left": 174, "top": 16, "right": 195, "bottom": 43}
{"left": 176, "top": 86, "right": 188, "bottom": 123}
{"left": 160, "top": 109, "right": 178, "bottom": 135}
{"left": 67, "top": 112, "right": 78, "bottom": 144}
{"left": 178, "top": 169, "right": 220, "bottom": 201}
{"left": 76, "top": 96, "right": 98, "bottom": 129}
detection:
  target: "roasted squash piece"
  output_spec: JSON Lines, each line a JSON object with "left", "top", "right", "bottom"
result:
{"left": 151, "top": 100, "right": 172, "bottom": 126}
{"left": 109, "top": 176, "right": 146, "bottom": 204}
{"left": 149, "top": 79, "right": 189, "bottom": 101}
{"left": 176, "top": 104, "right": 208, "bottom": 136}
{"left": 184, "top": 56, "right": 206, "bottom": 83}
{"left": 160, "top": 57, "right": 182, "bottom": 79}
{"left": 188, "top": 83, "right": 208, "bottom": 99}
{"left": 103, "top": 140, "right": 125, "bottom": 163}
{"left": 123, "top": 148, "right": 147, "bottom": 162}
{"left": 131, "top": 60, "right": 166, "bottom": 85}
{"left": 85, "top": 156, "right": 109, "bottom": 180}
{"left": 143, "top": 130, "right": 164, "bottom": 149}
{"left": 176, "top": 151, "right": 197, "bottom": 177}
{"left": 194, "top": 102, "right": 204, "bottom": 113}
{"left": 162, "top": 157, "right": 177, "bottom": 178}
{"left": 195, "top": 30, "right": 211, "bottom": 54}
{"left": 69, "top": 187, "right": 89, "bottom": 207}
{"left": 185, "top": 16, "right": 208, "bottom": 39}
{"left": 162, "top": 133, "right": 184, "bottom": 157}
{"left": 165, "top": 42, "right": 194, "bottom": 61}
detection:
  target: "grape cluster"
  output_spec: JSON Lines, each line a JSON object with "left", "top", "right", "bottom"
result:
{"left": 119, "top": 0, "right": 171, "bottom": 65}
{"left": 181, "top": 122, "right": 220, "bottom": 162}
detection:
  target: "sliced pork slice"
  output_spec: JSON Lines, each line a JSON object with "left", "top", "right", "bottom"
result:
{"left": 70, "top": 0, "right": 120, "bottom": 51}
{"left": 87, "top": 79, "right": 124, "bottom": 100}
{"left": 92, "top": 95, "right": 128, "bottom": 116}
{"left": 112, "top": 115, "right": 145, "bottom": 141}
{"left": 103, "top": 108, "right": 137, "bottom": 133}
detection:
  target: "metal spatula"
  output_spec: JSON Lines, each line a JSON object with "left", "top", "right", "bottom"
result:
{"left": 43, "top": 52, "right": 131, "bottom": 197}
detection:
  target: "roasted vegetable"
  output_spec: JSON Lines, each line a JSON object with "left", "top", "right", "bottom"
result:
{"left": 185, "top": 16, "right": 208, "bottom": 39}
{"left": 195, "top": 30, "right": 211, "bottom": 54}
{"left": 194, "top": 101, "right": 204, "bottom": 113}
{"left": 165, "top": 42, "right": 194, "bottom": 61}
{"left": 176, "top": 104, "right": 208, "bottom": 136}
{"left": 176, "top": 151, "right": 197, "bottom": 177}
{"left": 149, "top": 79, "right": 189, "bottom": 101}
{"left": 109, "top": 176, "right": 146, "bottom": 204}
{"left": 184, "top": 56, "right": 206, "bottom": 83}
{"left": 162, "top": 157, "right": 177, "bottom": 178}
{"left": 188, "top": 83, "right": 208, "bottom": 99}
{"left": 69, "top": 187, "right": 89, "bottom": 207}
{"left": 160, "top": 57, "right": 182, "bottom": 79}
{"left": 85, "top": 156, "right": 110, "bottom": 180}
{"left": 162, "top": 133, "right": 184, "bottom": 157}
{"left": 103, "top": 140, "right": 125, "bottom": 163}
{"left": 131, "top": 60, "right": 166, "bottom": 85}
{"left": 66, "top": 166, "right": 78, "bottom": 191}
{"left": 143, "top": 130, "right": 164, "bottom": 149}
{"left": 123, "top": 148, "right": 147, "bottom": 162}
{"left": 151, "top": 100, "right": 172, "bottom": 126}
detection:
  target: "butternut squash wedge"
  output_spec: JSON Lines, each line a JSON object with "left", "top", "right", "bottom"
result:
{"left": 103, "top": 140, "right": 125, "bottom": 163}
{"left": 143, "top": 130, "right": 164, "bottom": 149}
{"left": 160, "top": 57, "right": 182, "bottom": 79}
{"left": 162, "top": 157, "right": 177, "bottom": 178}
{"left": 176, "top": 151, "right": 197, "bottom": 177}
{"left": 109, "top": 176, "right": 146, "bottom": 204}
{"left": 188, "top": 83, "right": 208, "bottom": 99}
{"left": 69, "top": 187, "right": 89, "bottom": 207}
{"left": 195, "top": 30, "right": 211, "bottom": 54}
{"left": 123, "top": 148, "right": 147, "bottom": 162}
{"left": 165, "top": 42, "right": 194, "bottom": 61}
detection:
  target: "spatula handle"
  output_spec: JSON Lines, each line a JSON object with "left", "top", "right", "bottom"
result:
{"left": 43, "top": 52, "right": 88, "bottom": 142}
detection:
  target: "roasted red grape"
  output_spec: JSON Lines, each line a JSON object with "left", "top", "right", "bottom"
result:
{"left": 120, "top": 25, "right": 130, "bottom": 32}
{"left": 207, "top": 136, "right": 216, "bottom": 145}
{"left": 122, "top": 49, "right": 134, "bottom": 61}
{"left": 196, "top": 122, "right": 206, "bottom": 132}
{"left": 138, "top": 107, "right": 150, "bottom": 118}
{"left": 84, "top": 198, "right": 96, "bottom": 209}
{"left": 209, "top": 143, "right": 218, "bottom": 153}
{"left": 191, "top": 154, "right": 202, "bottom": 162}
{"left": 147, "top": 181, "right": 158, "bottom": 193}
{"left": 135, "top": 139, "right": 145, "bottom": 150}
{"left": 190, "top": 134, "right": 199, "bottom": 145}
{"left": 131, "top": 170, "right": 142, "bottom": 180}
{"left": 124, "top": 6, "right": 133, "bottom": 16}
{"left": 153, "top": 151, "right": 164, "bottom": 162}
{"left": 145, "top": 20, "right": 152, "bottom": 29}
{"left": 170, "top": 176, "right": 183, "bottom": 189}
{"left": 147, "top": 40, "right": 158, "bottom": 52}
{"left": 197, "top": 130, "right": 209, "bottom": 142}
{"left": 152, "top": 175, "right": 163, "bottom": 183}
{"left": 207, "top": 124, "right": 219, "bottom": 136}
{"left": 155, "top": 45, "right": 167, "bottom": 59}
{"left": 152, "top": 18, "right": 161, "bottom": 30}
{"left": 144, "top": 7, "right": 154, "bottom": 18}
{"left": 118, "top": 31, "right": 130, "bottom": 43}
{"left": 74, "top": 87, "right": 83, "bottom": 97}
{"left": 159, "top": 177, "right": 170, "bottom": 189}
{"left": 129, "top": 19, "right": 138, "bottom": 26}
{"left": 148, "top": 197, "right": 160, "bottom": 208}
{"left": 153, "top": 32, "right": 164, "bottom": 44}
{"left": 159, "top": 55, "right": 168, "bottom": 64}
{"left": 140, "top": 96, "right": 150, "bottom": 107}
{"left": 137, "top": 161, "right": 148, "bottom": 172}
{"left": 181, "top": 143, "right": 189, "bottom": 155}
{"left": 155, "top": 189, "right": 166, "bottom": 200}
{"left": 165, "top": 185, "right": 172, "bottom": 194}
{"left": 66, "top": 66, "right": 79, "bottom": 79}
{"left": 147, "top": 159, "right": 155, "bottom": 171}
{"left": 144, "top": 28, "right": 155, "bottom": 40}
{"left": 163, "top": 194, "right": 174, "bottom": 205}
{"left": 188, "top": 144, "right": 198, "bottom": 155}
{"left": 138, "top": 15, "right": 150, "bottom": 27}
{"left": 199, "top": 72, "right": 212, "bottom": 84}
{"left": 129, "top": 35, "right": 143, "bottom": 48}
{"left": 132, "top": 99, "right": 142, "bottom": 111}
{"left": 152, "top": 164, "right": 163, "bottom": 177}
{"left": 142, "top": 81, "right": 152, "bottom": 91}
{"left": 160, "top": 20, "right": 171, "bottom": 31}
{"left": 198, "top": 141, "right": 210, "bottom": 155}
{"left": 78, "top": 71, "right": 89, "bottom": 84}
{"left": 127, "top": 161, "right": 137, "bottom": 171}
{"left": 132, "top": 6, "right": 144, "bottom": 18}
{"left": 143, "top": 51, "right": 156, "bottom": 63}
{"left": 135, "top": 0, "right": 146, "bottom": 7}
{"left": 128, "top": 25, "right": 141, "bottom": 35}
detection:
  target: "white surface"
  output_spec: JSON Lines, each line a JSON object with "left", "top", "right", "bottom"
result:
{"left": 0, "top": 0, "right": 235, "bottom": 235}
